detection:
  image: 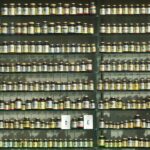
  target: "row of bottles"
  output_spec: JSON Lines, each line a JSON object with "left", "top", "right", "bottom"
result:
{"left": 0, "top": 42, "right": 96, "bottom": 53}
{"left": 0, "top": 80, "right": 94, "bottom": 91}
{"left": 0, "top": 59, "right": 92, "bottom": 72}
{"left": 0, "top": 96, "right": 95, "bottom": 110}
{"left": 100, "top": 59, "right": 150, "bottom": 71}
{"left": 99, "top": 114, "right": 150, "bottom": 129}
{"left": 99, "top": 135, "right": 150, "bottom": 147}
{"left": 100, "top": 4, "right": 150, "bottom": 15}
{"left": 100, "top": 23, "right": 150, "bottom": 34}
{"left": 98, "top": 78, "right": 150, "bottom": 90}
{"left": 0, "top": 138, "right": 93, "bottom": 148}
{"left": 100, "top": 41, "right": 150, "bottom": 53}
{"left": 1, "top": 2, "right": 96, "bottom": 16}
{"left": 99, "top": 96, "right": 150, "bottom": 110}
{"left": 0, "top": 22, "right": 94, "bottom": 34}
{"left": 0, "top": 115, "right": 91, "bottom": 129}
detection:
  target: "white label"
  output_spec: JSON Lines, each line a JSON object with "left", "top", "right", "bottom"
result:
{"left": 61, "top": 115, "right": 71, "bottom": 129}
{"left": 84, "top": 115, "right": 93, "bottom": 129}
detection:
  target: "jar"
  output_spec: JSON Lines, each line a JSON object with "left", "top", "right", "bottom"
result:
{"left": 62, "top": 22, "right": 68, "bottom": 33}
{"left": 69, "top": 22, "right": 75, "bottom": 33}
{"left": 55, "top": 22, "right": 61, "bottom": 33}
{"left": 140, "top": 23, "right": 146, "bottom": 33}
{"left": 84, "top": 4, "right": 89, "bottom": 14}
{"left": 22, "top": 41, "right": 28, "bottom": 53}
{"left": 57, "top": 3, "right": 63, "bottom": 15}
{"left": 30, "top": 3, "right": 36, "bottom": 15}
{"left": 43, "top": 3, "right": 49, "bottom": 15}
{"left": 146, "top": 78, "right": 150, "bottom": 89}
{"left": 42, "top": 21, "right": 48, "bottom": 34}
{"left": 9, "top": 22, "right": 15, "bottom": 34}
{"left": 134, "top": 114, "right": 141, "bottom": 128}
{"left": 28, "top": 22, "right": 35, "bottom": 34}
{"left": 1, "top": 4, "right": 8, "bottom": 15}
{"left": 9, "top": 3, "right": 15, "bottom": 15}
{"left": 1, "top": 23, "right": 8, "bottom": 34}
{"left": 48, "top": 22, "right": 55, "bottom": 33}
{"left": 78, "top": 116, "right": 84, "bottom": 128}
{"left": 35, "top": 23, "right": 41, "bottom": 34}
{"left": 76, "top": 22, "right": 82, "bottom": 33}
{"left": 99, "top": 135, "right": 105, "bottom": 147}
{"left": 37, "top": 3, "right": 43, "bottom": 15}
{"left": 15, "top": 98, "right": 22, "bottom": 109}
{"left": 135, "top": 4, "right": 140, "bottom": 14}
{"left": 50, "top": 4, "right": 56, "bottom": 15}
{"left": 23, "top": 3, "right": 29, "bottom": 15}
{"left": 21, "top": 23, "right": 28, "bottom": 34}
{"left": 46, "top": 97, "right": 53, "bottom": 109}
{"left": 64, "top": 4, "right": 69, "bottom": 15}
{"left": 100, "top": 5, "right": 106, "bottom": 15}
{"left": 9, "top": 41, "right": 15, "bottom": 53}
{"left": 70, "top": 3, "right": 76, "bottom": 15}
{"left": 90, "top": 2, "right": 96, "bottom": 14}
{"left": 15, "top": 3, "right": 22, "bottom": 15}
{"left": 88, "top": 24, "right": 94, "bottom": 34}
{"left": 128, "top": 60, "right": 134, "bottom": 71}
{"left": 77, "top": 3, "right": 83, "bottom": 14}
{"left": 134, "top": 60, "right": 140, "bottom": 71}
{"left": 72, "top": 118, "right": 77, "bottom": 128}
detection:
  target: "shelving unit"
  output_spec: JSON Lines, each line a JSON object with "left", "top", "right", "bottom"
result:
{"left": 98, "top": 0, "right": 150, "bottom": 149}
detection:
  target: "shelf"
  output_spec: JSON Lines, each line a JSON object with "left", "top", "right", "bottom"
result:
{"left": 0, "top": 147, "right": 93, "bottom": 149}
{"left": 99, "top": 14, "right": 150, "bottom": 16}
{"left": 0, "top": 128, "right": 90, "bottom": 130}
{"left": 0, "top": 109, "right": 94, "bottom": 111}
{"left": 100, "top": 33, "right": 150, "bottom": 35}
{"left": 99, "top": 52, "right": 150, "bottom": 54}
{"left": 98, "top": 147, "right": 150, "bottom": 149}
{"left": 0, "top": 90, "right": 94, "bottom": 92}
{"left": 0, "top": 52, "right": 95, "bottom": 55}
{"left": 0, "top": 34, "right": 95, "bottom": 36}
{"left": 100, "top": 71, "right": 150, "bottom": 73}
{"left": 98, "top": 90, "right": 150, "bottom": 92}
{"left": 0, "top": 71, "right": 92, "bottom": 74}
{"left": 98, "top": 109, "right": 150, "bottom": 111}
{"left": 99, "top": 128, "right": 150, "bottom": 130}
{"left": 0, "top": 14, "right": 96, "bottom": 17}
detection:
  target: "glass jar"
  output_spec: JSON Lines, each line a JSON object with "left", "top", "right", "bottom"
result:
{"left": 64, "top": 4, "right": 69, "bottom": 15}
{"left": 9, "top": 3, "right": 15, "bottom": 15}
{"left": 1, "top": 4, "right": 8, "bottom": 15}
{"left": 23, "top": 3, "right": 29, "bottom": 15}
{"left": 37, "top": 3, "right": 43, "bottom": 15}
{"left": 30, "top": 3, "right": 36, "bottom": 15}
{"left": 70, "top": 3, "right": 76, "bottom": 15}
{"left": 28, "top": 22, "right": 35, "bottom": 34}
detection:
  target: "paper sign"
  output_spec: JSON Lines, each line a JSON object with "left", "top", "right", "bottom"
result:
{"left": 61, "top": 115, "right": 71, "bottom": 129}
{"left": 84, "top": 115, "right": 93, "bottom": 129}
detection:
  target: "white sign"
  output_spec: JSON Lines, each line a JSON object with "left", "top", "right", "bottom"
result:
{"left": 61, "top": 115, "right": 71, "bottom": 129}
{"left": 84, "top": 115, "right": 93, "bottom": 129}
